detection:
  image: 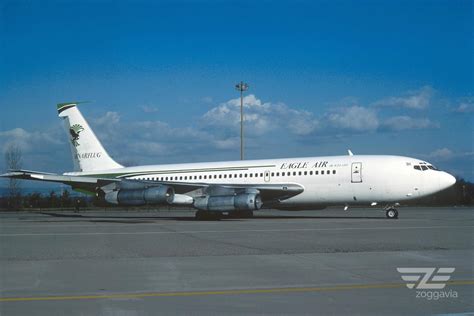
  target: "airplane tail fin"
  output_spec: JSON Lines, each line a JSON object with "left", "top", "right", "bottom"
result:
{"left": 57, "top": 102, "right": 123, "bottom": 172}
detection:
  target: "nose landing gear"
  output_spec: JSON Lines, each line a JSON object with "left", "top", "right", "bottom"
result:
{"left": 385, "top": 207, "right": 399, "bottom": 219}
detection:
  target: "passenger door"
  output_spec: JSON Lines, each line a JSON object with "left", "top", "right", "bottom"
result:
{"left": 351, "top": 162, "right": 362, "bottom": 183}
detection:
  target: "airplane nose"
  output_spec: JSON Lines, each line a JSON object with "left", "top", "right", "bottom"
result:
{"left": 439, "top": 172, "right": 456, "bottom": 190}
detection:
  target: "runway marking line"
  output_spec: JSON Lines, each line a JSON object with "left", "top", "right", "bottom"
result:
{"left": 0, "top": 225, "right": 473, "bottom": 237}
{"left": 1, "top": 280, "right": 473, "bottom": 302}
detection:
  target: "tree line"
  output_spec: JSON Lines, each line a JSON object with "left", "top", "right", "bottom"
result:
{"left": 0, "top": 190, "right": 92, "bottom": 210}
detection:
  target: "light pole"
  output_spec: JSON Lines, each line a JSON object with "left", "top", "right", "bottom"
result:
{"left": 235, "top": 81, "right": 249, "bottom": 160}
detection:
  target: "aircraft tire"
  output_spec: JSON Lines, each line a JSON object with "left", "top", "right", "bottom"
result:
{"left": 195, "top": 210, "right": 221, "bottom": 221}
{"left": 230, "top": 210, "right": 254, "bottom": 218}
{"left": 386, "top": 208, "right": 398, "bottom": 219}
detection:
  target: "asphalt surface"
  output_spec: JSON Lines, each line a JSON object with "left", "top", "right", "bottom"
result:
{"left": 0, "top": 207, "right": 473, "bottom": 315}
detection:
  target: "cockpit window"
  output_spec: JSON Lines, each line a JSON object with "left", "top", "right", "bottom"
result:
{"left": 414, "top": 163, "right": 439, "bottom": 171}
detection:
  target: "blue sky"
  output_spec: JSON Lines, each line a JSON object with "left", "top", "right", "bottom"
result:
{"left": 0, "top": 0, "right": 472, "bottom": 186}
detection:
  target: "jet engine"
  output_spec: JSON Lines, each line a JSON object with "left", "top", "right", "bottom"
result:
{"left": 194, "top": 193, "right": 263, "bottom": 211}
{"left": 104, "top": 185, "right": 174, "bottom": 206}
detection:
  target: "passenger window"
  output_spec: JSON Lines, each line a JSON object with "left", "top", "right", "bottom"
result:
{"left": 239, "top": 174, "right": 243, "bottom": 178}
{"left": 271, "top": 172, "right": 274, "bottom": 177}
{"left": 255, "top": 173, "right": 258, "bottom": 177}
{"left": 298, "top": 171, "right": 301, "bottom": 176}
{"left": 321, "top": 170, "right": 324, "bottom": 175}
{"left": 260, "top": 173, "right": 263, "bottom": 177}
{"left": 293, "top": 172, "right": 296, "bottom": 176}
{"left": 304, "top": 171, "right": 307, "bottom": 176}
{"left": 309, "top": 171, "right": 313, "bottom": 175}
{"left": 276, "top": 172, "right": 280, "bottom": 176}
{"left": 249, "top": 174, "right": 253, "bottom": 178}
{"left": 333, "top": 170, "right": 336, "bottom": 174}
{"left": 245, "top": 174, "right": 248, "bottom": 177}
{"left": 219, "top": 174, "right": 222, "bottom": 178}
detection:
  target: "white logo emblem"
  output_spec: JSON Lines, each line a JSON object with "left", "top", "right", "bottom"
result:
{"left": 397, "top": 267, "right": 455, "bottom": 289}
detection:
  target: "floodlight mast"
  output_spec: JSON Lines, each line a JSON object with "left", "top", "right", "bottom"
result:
{"left": 235, "top": 81, "right": 249, "bottom": 160}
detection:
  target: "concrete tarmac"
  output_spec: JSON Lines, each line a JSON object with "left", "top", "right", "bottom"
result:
{"left": 0, "top": 207, "right": 473, "bottom": 315}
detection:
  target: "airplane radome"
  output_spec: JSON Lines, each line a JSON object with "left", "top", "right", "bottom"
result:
{"left": 1, "top": 102, "right": 456, "bottom": 220}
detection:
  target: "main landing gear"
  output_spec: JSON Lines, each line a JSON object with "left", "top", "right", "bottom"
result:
{"left": 195, "top": 210, "right": 221, "bottom": 221}
{"left": 229, "top": 210, "right": 254, "bottom": 219}
{"left": 195, "top": 210, "right": 254, "bottom": 220}
{"left": 385, "top": 207, "right": 399, "bottom": 219}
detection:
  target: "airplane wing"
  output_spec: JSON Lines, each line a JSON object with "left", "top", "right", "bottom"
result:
{"left": 0, "top": 170, "right": 303, "bottom": 204}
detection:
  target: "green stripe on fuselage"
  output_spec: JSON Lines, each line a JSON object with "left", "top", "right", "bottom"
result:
{"left": 80, "top": 164, "right": 276, "bottom": 179}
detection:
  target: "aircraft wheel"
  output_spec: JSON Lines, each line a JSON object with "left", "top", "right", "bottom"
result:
{"left": 242, "top": 210, "right": 254, "bottom": 218}
{"left": 195, "top": 210, "right": 203, "bottom": 220}
{"left": 386, "top": 208, "right": 398, "bottom": 219}
{"left": 230, "top": 210, "right": 254, "bottom": 218}
{"left": 195, "top": 210, "right": 221, "bottom": 221}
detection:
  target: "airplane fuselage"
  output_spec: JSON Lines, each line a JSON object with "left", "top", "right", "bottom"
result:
{"left": 66, "top": 154, "right": 456, "bottom": 209}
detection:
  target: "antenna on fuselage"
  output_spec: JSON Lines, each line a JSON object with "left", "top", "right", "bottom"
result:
{"left": 348, "top": 149, "right": 354, "bottom": 156}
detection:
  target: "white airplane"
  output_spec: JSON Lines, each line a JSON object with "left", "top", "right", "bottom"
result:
{"left": 1, "top": 102, "right": 456, "bottom": 219}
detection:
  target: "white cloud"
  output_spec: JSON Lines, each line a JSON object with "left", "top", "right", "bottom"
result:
{"left": 128, "top": 142, "right": 168, "bottom": 156}
{"left": 94, "top": 111, "right": 120, "bottom": 125}
{"left": 202, "top": 96, "right": 213, "bottom": 103}
{"left": 382, "top": 116, "right": 439, "bottom": 131}
{"left": 453, "top": 97, "right": 474, "bottom": 113}
{"left": 426, "top": 148, "right": 474, "bottom": 162}
{"left": 140, "top": 105, "right": 159, "bottom": 113}
{"left": 212, "top": 137, "right": 239, "bottom": 150}
{"left": 373, "top": 85, "right": 434, "bottom": 110}
{"left": 0, "top": 127, "right": 63, "bottom": 153}
{"left": 428, "top": 148, "right": 454, "bottom": 160}
{"left": 201, "top": 94, "right": 319, "bottom": 136}
{"left": 326, "top": 106, "right": 379, "bottom": 131}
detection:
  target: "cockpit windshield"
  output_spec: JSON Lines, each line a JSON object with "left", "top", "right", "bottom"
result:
{"left": 412, "top": 162, "right": 439, "bottom": 171}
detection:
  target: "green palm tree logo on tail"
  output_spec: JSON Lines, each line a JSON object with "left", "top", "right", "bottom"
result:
{"left": 69, "top": 124, "right": 84, "bottom": 147}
